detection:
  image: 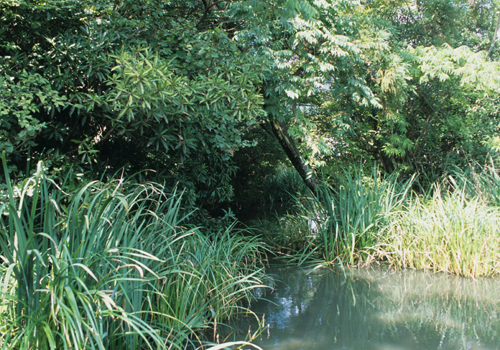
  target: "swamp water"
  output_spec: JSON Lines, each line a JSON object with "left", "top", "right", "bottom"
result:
{"left": 225, "top": 266, "right": 500, "bottom": 350}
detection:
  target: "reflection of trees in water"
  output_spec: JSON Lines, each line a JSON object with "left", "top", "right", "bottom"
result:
{"left": 285, "top": 268, "right": 386, "bottom": 349}
{"left": 242, "top": 267, "right": 500, "bottom": 350}
{"left": 366, "top": 269, "right": 500, "bottom": 350}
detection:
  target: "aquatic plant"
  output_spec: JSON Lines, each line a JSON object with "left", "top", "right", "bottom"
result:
{"left": 378, "top": 186, "right": 500, "bottom": 277}
{"left": 444, "top": 159, "right": 500, "bottom": 206}
{"left": 266, "top": 163, "right": 500, "bottom": 277}
{"left": 289, "top": 167, "right": 413, "bottom": 265}
{"left": 0, "top": 152, "right": 268, "bottom": 349}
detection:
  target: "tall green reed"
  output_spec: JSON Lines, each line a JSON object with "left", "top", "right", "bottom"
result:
{"left": 371, "top": 160, "right": 500, "bottom": 277}
{"left": 0, "top": 152, "right": 268, "bottom": 349}
{"left": 378, "top": 185, "right": 500, "bottom": 277}
{"left": 259, "top": 161, "right": 500, "bottom": 277}
{"left": 295, "top": 167, "right": 414, "bottom": 265}
{"left": 443, "top": 159, "right": 500, "bottom": 206}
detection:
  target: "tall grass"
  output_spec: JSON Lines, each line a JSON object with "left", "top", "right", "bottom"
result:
{"left": 373, "top": 161, "right": 500, "bottom": 277}
{"left": 291, "top": 167, "right": 414, "bottom": 265}
{"left": 281, "top": 163, "right": 500, "bottom": 277}
{"left": 378, "top": 186, "right": 500, "bottom": 277}
{"left": 0, "top": 152, "right": 268, "bottom": 349}
{"left": 444, "top": 160, "right": 500, "bottom": 206}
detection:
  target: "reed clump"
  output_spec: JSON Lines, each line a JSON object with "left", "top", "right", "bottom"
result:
{"left": 284, "top": 167, "right": 413, "bottom": 265}
{"left": 378, "top": 186, "right": 500, "bottom": 277}
{"left": 277, "top": 164, "right": 500, "bottom": 277}
{"left": 0, "top": 152, "right": 268, "bottom": 350}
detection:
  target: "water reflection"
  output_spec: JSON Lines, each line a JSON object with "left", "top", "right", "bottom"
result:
{"left": 229, "top": 266, "right": 500, "bottom": 350}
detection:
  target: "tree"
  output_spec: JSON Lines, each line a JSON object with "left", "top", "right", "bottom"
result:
{"left": 3, "top": 0, "right": 500, "bottom": 208}
{"left": 1, "top": 0, "right": 267, "bottom": 206}
{"left": 302, "top": 0, "right": 500, "bottom": 178}
{"left": 1, "top": 0, "right": 372, "bottom": 197}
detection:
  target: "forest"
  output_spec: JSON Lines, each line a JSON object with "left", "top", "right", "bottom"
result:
{"left": 2, "top": 0, "right": 500, "bottom": 348}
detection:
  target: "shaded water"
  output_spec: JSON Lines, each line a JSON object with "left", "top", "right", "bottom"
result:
{"left": 226, "top": 266, "right": 500, "bottom": 350}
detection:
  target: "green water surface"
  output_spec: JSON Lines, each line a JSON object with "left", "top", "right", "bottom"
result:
{"left": 229, "top": 266, "right": 500, "bottom": 350}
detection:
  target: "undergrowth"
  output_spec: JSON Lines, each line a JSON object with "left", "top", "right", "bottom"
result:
{"left": 0, "top": 152, "right": 268, "bottom": 350}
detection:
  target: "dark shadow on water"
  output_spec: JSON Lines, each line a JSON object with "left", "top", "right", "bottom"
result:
{"left": 222, "top": 266, "right": 500, "bottom": 350}
{"left": 236, "top": 201, "right": 292, "bottom": 225}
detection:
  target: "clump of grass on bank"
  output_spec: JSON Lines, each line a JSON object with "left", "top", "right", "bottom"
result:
{"left": 446, "top": 160, "right": 500, "bottom": 206}
{"left": 377, "top": 186, "right": 500, "bottom": 277}
{"left": 313, "top": 167, "right": 414, "bottom": 265}
{"left": 266, "top": 164, "right": 500, "bottom": 277}
{"left": 0, "top": 153, "right": 268, "bottom": 350}
{"left": 374, "top": 163, "right": 500, "bottom": 277}
{"left": 274, "top": 167, "right": 412, "bottom": 265}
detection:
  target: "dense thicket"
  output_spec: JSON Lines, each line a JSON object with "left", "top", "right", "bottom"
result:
{"left": 2, "top": 0, "right": 500, "bottom": 210}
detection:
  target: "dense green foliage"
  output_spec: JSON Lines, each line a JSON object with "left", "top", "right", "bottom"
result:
{"left": 0, "top": 153, "right": 267, "bottom": 349}
{"left": 3, "top": 0, "right": 499, "bottom": 204}
{"left": 3, "top": 0, "right": 500, "bottom": 347}
{"left": 262, "top": 163, "right": 500, "bottom": 276}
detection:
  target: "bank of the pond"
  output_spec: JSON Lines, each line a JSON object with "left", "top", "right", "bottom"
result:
{"left": 253, "top": 166, "right": 500, "bottom": 277}
{"left": 223, "top": 265, "right": 500, "bottom": 350}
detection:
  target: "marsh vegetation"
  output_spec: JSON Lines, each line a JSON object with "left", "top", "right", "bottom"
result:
{"left": 3, "top": 0, "right": 500, "bottom": 348}
{"left": 258, "top": 163, "right": 500, "bottom": 277}
{"left": 0, "top": 154, "right": 268, "bottom": 349}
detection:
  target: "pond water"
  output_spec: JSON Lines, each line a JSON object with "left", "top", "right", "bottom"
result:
{"left": 224, "top": 266, "right": 500, "bottom": 350}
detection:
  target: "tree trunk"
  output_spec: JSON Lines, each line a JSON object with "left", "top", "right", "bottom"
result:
{"left": 374, "top": 138, "right": 394, "bottom": 173}
{"left": 487, "top": 12, "right": 500, "bottom": 58}
{"left": 265, "top": 118, "right": 317, "bottom": 192}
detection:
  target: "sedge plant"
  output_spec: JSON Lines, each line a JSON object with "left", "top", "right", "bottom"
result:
{"left": 292, "top": 166, "right": 414, "bottom": 265}
{"left": 378, "top": 185, "right": 500, "bottom": 277}
{"left": 0, "top": 152, "right": 268, "bottom": 349}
